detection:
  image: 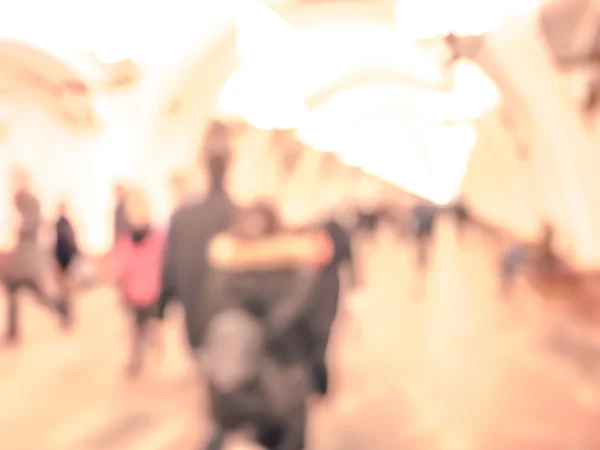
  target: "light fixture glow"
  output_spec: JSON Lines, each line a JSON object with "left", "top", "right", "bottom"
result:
{"left": 219, "top": 23, "right": 444, "bottom": 130}
{"left": 394, "top": 0, "right": 540, "bottom": 40}
{"left": 299, "top": 109, "right": 477, "bottom": 205}
{"left": 221, "top": 15, "right": 484, "bottom": 205}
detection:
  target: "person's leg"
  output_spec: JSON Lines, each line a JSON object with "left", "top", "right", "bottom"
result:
{"left": 274, "top": 406, "right": 307, "bottom": 450}
{"left": 500, "top": 266, "right": 515, "bottom": 298}
{"left": 416, "top": 234, "right": 429, "bottom": 269}
{"left": 310, "top": 327, "right": 332, "bottom": 397}
{"left": 55, "top": 263, "right": 73, "bottom": 328}
{"left": 204, "top": 430, "right": 225, "bottom": 450}
{"left": 125, "top": 307, "right": 147, "bottom": 378}
{"left": 3, "top": 279, "right": 21, "bottom": 343}
{"left": 455, "top": 216, "right": 466, "bottom": 241}
{"left": 25, "top": 278, "right": 71, "bottom": 328}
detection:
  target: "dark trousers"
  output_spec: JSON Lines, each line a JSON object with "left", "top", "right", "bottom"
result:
{"left": 126, "top": 304, "right": 159, "bottom": 376}
{"left": 4, "top": 277, "right": 57, "bottom": 341}
{"left": 416, "top": 232, "right": 433, "bottom": 269}
{"left": 499, "top": 265, "right": 517, "bottom": 297}
{"left": 207, "top": 382, "right": 307, "bottom": 450}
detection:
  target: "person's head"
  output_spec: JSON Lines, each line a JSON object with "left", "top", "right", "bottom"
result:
{"left": 205, "top": 152, "right": 230, "bottom": 191}
{"left": 541, "top": 221, "right": 554, "bottom": 239}
{"left": 10, "top": 165, "right": 30, "bottom": 192}
{"left": 233, "top": 200, "right": 281, "bottom": 239}
{"left": 125, "top": 187, "right": 151, "bottom": 229}
{"left": 57, "top": 200, "right": 67, "bottom": 216}
{"left": 114, "top": 183, "right": 127, "bottom": 202}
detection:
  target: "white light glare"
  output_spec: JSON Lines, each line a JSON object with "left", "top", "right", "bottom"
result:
{"left": 395, "top": 0, "right": 539, "bottom": 39}
{"left": 302, "top": 118, "right": 478, "bottom": 205}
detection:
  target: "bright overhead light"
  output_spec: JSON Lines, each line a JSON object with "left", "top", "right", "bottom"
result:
{"left": 395, "top": 0, "right": 534, "bottom": 39}
{"left": 300, "top": 112, "right": 477, "bottom": 205}
{"left": 236, "top": 0, "right": 297, "bottom": 62}
{"left": 220, "top": 23, "right": 445, "bottom": 130}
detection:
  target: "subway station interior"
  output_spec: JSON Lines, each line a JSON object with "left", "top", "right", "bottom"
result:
{"left": 1, "top": 0, "right": 600, "bottom": 449}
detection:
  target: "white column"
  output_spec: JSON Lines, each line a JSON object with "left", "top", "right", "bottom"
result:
{"left": 482, "top": 13, "right": 600, "bottom": 268}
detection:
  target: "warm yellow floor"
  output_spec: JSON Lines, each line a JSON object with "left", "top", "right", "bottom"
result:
{"left": 1, "top": 220, "right": 599, "bottom": 450}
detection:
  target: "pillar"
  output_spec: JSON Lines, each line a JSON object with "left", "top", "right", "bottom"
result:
{"left": 480, "top": 12, "right": 600, "bottom": 269}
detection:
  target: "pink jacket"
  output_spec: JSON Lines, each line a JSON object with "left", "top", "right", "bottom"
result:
{"left": 110, "top": 230, "right": 165, "bottom": 307}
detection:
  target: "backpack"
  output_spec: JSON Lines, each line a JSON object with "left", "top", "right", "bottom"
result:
{"left": 201, "top": 308, "right": 265, "bottom": 393}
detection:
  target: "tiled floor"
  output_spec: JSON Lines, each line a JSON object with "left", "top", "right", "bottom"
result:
{"left": 1, "top": 220, "right": 599, "bottom": 449}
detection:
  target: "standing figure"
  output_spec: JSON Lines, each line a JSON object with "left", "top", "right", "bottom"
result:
{"left": 107, "top": 187, "right": 165, "bottom": 377}
{"left": 307, "top": 215, "right": 356, "bottom": 397}
{"left": 499, "top": 242, "right": 528, "bottom": 298}
{"left": 113, "top": 183, "right": 130, "bottom": 247}
{"left": 411, "top": 200, "right": 438, "bottom": 270}
{"left": 451, "top": 198, "right": 470, "bottom": 240}
{"left": 202, "top": 202, "right": 332, "bottom": 450}
{"left": 3, "top": 167, "right": 69, "bottom": 344}
{"left": 158, "top": 153, "right": 237, "bottom": 355}
{"left": 53, "top": 201, "right": 78, "bottom": 323}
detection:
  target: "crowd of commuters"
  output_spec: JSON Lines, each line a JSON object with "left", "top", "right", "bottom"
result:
{"left": 0, "top": 121, "right": 559, "bottom": 449}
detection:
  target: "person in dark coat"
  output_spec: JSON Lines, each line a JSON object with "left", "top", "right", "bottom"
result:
{"left": 451, "top": 197, "right": 470, "bottom": 240}
{"left": 157, "top": 153, "right": 237, "bottom": 352}
{"left": 499, "top": 242, "right": 528, "bottom": 297}
{"left": 53, "top": 201, "right": 78, "bottom": 323}
{"left": 307, "top": 216, "right": 357, "bottom": 397}
{"left": 411, "top": 200, "right": 438, "bottom": 270}
{"left": 201, "top": 202, "right": 332, "bottom": 450}
{"left": 3, "top": 169, "right": 68, "bottom": 343}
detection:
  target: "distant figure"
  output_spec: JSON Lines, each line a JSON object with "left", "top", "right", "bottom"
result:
{"left": 158, "top": 152, "right": 237, "bottom": 353}
{"left": 499, "top": 242, "right": 528, "bottom": 297}
{"left": 411, "top": 201, "right": 438, "bottom": 270}
{"left": 533, "top": 222, "right": 559, "bottom": 275}
{"left": 53, "top": 201, "right": 78, "bottom": 320}
{"left": 106, "top": 187, "right": 164, "bottom": 377}
{"left": 451, "top": 198, "right": 470, "bottom": 240}
{"left": 3, "top": 167, "right": 69, "bottom": 344}
{"left": 308, "top": 215, "right": 356, "bottom": 397}
{"left": 113, "top": 183, "right": 130, "bottom": 247}
{"left": 582, "top": 77, "right": 600, "bottom": 123}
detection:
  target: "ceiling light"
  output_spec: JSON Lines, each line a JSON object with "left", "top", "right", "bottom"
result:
{"left": 395, "top": 0, "right": 518, "bottom": 40}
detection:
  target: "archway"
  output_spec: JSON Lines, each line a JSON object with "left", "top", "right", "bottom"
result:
{"left": 0, "top": 40, "right": 103, "bottom": 251}
{"left": 141, "top": 2, "right": 481, "bottom": 211}
{"left": 140, "top": 0, "right": 555, "bottom": 248}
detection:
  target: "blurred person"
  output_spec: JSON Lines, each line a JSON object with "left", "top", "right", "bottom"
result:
{"left": 582, "top": 76, "right": 600, "bottom": 123}
{"left": 305, "top": 202, "right": 358, "bottom": 398}
{"left": 499, "top": 241, "right": 528, "bottom": 298}
{"left": 534, "top": 222, "right": 559, "bottom": 274}
{"left": 3, "top": 167, "right": 69, "bottom": 344}
{"left": 391, "top": 202, "right": 412, "bottom": 240}
{"left": 444, "top": 33, "right": 461, "bottom": 67}
{"left": 451, "top": 197, "right": 470, "bottom": 240}
{"left": 357, "top": 203, "right": 379, "bottom": 239}
{"left": 53, "top": 200, "right": 78, "bottom": 323}
{"left": 157, "top": 152, "right": 237, "bottom": 353}
{"left": 204, "top": 120, "right": 231, "bottom": 156}
{"left": 202, "top": 202, "right": 332, "bottom": 450}
{"left": 411, "top": 200, "right": 438, "bottom": 271}
{"left": 113, "top": 183, "right": 130, "bottom": 247}
{"left": 105, "top": 187, "right": 165, "bottom": 378}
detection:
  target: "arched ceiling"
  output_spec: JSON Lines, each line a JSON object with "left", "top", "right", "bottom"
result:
{"left": 153, "top": 1, "right": 409, "bottom": 127}
{"left": 141, "top": 0, "right": 509, "bottom": 205}
{"left": 0, "top": 40, "right": 96, "bottom": 129}
{"left": 304, "top": 70, "right": 447, "bottom": 109}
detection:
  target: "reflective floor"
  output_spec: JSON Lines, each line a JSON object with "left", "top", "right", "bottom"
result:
{"left": 1, "top": 221, "right": 599, "bottom": 450}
